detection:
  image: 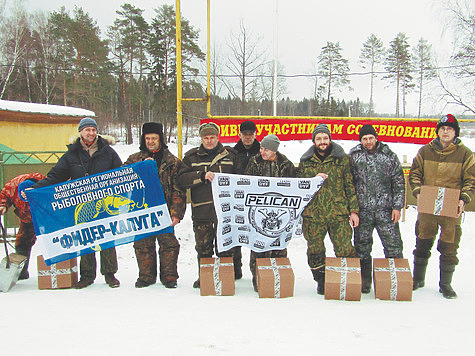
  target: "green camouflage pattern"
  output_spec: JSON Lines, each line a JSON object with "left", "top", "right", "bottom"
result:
{"left": 244, "top": 151, "right": 296, "bottom": 178}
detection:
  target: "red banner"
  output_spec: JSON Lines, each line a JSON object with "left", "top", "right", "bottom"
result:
{"left": 200, "top": 118, "right": 437, "bottom": 145}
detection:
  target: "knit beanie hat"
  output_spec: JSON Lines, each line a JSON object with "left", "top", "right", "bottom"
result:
{"left": 312, "top": 123, "right": 331, "bottom": 141}
{"left": 78, "top": 117, "right": 97, "bottom": 132}
{"left": 140, "top": 122, "right": 166, "bottom": 151}
{"left": 199, "top": 122, "right": 220, "bottom": 137}
{"left": 240, "top": 120, "right": 256, "bottom": 133}
{"left": 260, "top": 134, "right": 280, "bottom": 152}
{"left": 18, "top": 179, "right": 37, "bottom": 202}
{"left": 437, "top": 114, "right": 460, "bottom": 137}
{"left": 359, "top": 124, "right": 378, "bottom": 141}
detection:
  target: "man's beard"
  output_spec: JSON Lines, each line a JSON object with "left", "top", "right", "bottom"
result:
{"left": 316, "top": 143, "right": 330, "bottom": 154}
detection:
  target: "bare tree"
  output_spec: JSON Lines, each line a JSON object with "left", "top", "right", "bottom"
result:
{"left": 224, "top": 19, "right": 267, "bottom": 114}
{"left": 0, "top": 2, "right": 29, "bottom": 99}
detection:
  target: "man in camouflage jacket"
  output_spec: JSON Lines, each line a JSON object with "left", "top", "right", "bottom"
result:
{"left": 0, "top": 172, "right": 46, "bottom": 279}
{"left": 177, "top": 122, "right": 242, "bottom": 288}
{"left": 244, "top": 134, "right": 295, "bottom": 291}
{"left": 349, "top": 124, "right": 405, "bottom": 293}
{"left": 124, "top": 122, "right": 186, "bottom": 289}
{"left": 409, "top": 114, "right": 475, "bottom": 299}
{"left": 297, "top": 123, "right": 359, "bottom": 295}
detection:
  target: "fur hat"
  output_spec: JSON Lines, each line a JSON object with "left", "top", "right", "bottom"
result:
{"left": 240, "top": 120, "right": 256, "bottom": 133}
{"left": 199, "top": 122, "right": 220, "bottom": 137}
{"left": 78, "top": 117, "right": 97, "bottom": 132}
{"left": 261, "top": 134, "right": 280, "bottom": 152}
{"left": 18, "top": 179, "right": 37, "bottom": 202}
{"left": 140, "top": 122, "right": 166, "bottom": 151}
{"left": 312, "top": 123, "right": 331, "bottom": 141}
{"left": 437, "top": 114, "right": 460, "bottom": 137}
{"left": 359, "top": 124, "right": 378, "bottom": 141}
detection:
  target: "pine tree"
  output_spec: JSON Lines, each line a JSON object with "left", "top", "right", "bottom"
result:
{"left": 413, "top": 38, "right": 436, "bottom": 118}
{"left": 317, "top": 41, "right": 350, "bottom": 115}
{"left": 359, "top": 34, "right": 384, "bottom": 116}
{"left": 384, "top": 33, "right": 413, "bottom": 117}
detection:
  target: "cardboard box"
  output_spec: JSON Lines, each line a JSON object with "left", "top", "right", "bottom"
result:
{"left": 324, "top": 257, "right": 361, "bottom": 301}
{"left": 199, "top": 257, "right": 235, "bottom": 296}
{"left": 256, "top": 257, "right": 294, "bottom": 298}
{"left": 37, "top": 255, "right": 78, "bottom": 290}
{"left": 373, "top": 258, "right": 413, "bottom": 301}
{"left": 417, "top": 185, "right": 460, "bottom": 218}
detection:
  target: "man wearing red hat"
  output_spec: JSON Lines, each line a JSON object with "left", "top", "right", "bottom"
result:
{"left": 0, "top": 173, "right": 46, "bottom": 279}
{"left": 124, "top": 122, "right": 186, "bottom": 289}
{"left": 409, "top": 114, "right": 475, "bottom": 299}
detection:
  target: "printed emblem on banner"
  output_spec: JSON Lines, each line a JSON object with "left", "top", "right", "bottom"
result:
{"left": 276, "top": 180, "right": 291, "bottom": 187}
{"left": 238, "top": 226, "right": 251, "bottom": 232}
{"left": 237, "top": 178, "right": 251, "bottom": 186}
{"left": 223, "top": 237, "right": 233, "bottom": 246}
{"left": 254, "top": 240, "right": 265, "bottom": 249}
{"left": 223, "top": 216, "right": 231, "bottom": 224}
{"left": 218, "top": 176, "right": 230, "bottom": 186}
{"left": 221, "top": 202, "right": 231, "bottom": 212}
{"left": 75, "top": 193, "right": 141, "bottom": 224}
{"left": 219, "top": 191, "right": 231, "bottom": 198}
{"left": 270, "top": 238, "right": 281, "bottom": 247}
{"left": 222, "top": 225, "right": 231, "bottom": 234}
{"left": 298, "top": 180, "right": 311, "bottom": 189}
{"left": 235, "top": 215, "right": 245, "bottom": 224}
{"left": 258, "top": 179, "right": 270, "bottom": 187}
{"left": 234, "top": 204, "right": 245, "bottom": 212}
{"left": 239, "top": 235, "right": 249, "bottom": 244}
{"left": 245, "top": 192, "right": 301, "bottom": 238}
{"left": 234, "top": 190, "right": 244, "bottom": 199}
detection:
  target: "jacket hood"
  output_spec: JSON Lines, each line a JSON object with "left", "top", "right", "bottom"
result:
{"left": 300, "top": 141, "right": 345, "bottom": 162}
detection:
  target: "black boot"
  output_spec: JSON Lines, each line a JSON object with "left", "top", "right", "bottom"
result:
{"left": 412, "top": 256, "right": 429, "bottom": 290}
{"left": 311, "top": 268, "right": 325, "bottom": 295}
{"left": 233, "top": 247, "right": 243, "bottom": 280}
{"left": 15, "top": 247, "right": 31, "bottom": 280}
{"left": 439, "top": 263, "right": 457, "bottom": 299}
{"left": 360, "top": 258, "right": 372, "bottom": 294}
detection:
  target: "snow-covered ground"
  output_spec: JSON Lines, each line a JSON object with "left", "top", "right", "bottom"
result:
{"left": 1, "top": 137, "right": 474, "bottom": 355}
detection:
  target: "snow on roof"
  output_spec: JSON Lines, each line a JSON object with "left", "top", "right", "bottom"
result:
{"left": 0, "top": 99, "right": 95, "bottom": 117}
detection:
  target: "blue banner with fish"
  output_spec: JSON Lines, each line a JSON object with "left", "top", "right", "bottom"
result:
{"left": 26, "top": 160, "right": 173, "bottom": 266}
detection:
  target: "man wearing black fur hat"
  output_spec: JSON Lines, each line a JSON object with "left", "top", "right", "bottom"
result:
{"left": 349, "top": 124, "right": 405, "bottom": 294}
{"left": 124, "top": 122, "right": 186, "bottom": 288}
{"left": 232, "top": 120, "right": 261, "bottom": 279}
{"left": 409, "top": 114, "right": 475, "bottom": 299}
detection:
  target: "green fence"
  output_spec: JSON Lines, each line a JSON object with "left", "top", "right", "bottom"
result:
{"left": 0, "top": 150, "right": 65, "bottom": 230}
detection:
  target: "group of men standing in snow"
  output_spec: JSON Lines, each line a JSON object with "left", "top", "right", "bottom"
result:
{"left": 1, "top": 114, "right": 473, "bottom": 299}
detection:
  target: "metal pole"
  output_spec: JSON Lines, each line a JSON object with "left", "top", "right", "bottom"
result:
{"left": 207, "top": 0, "right": 211, "bottom": 117}
{"left": 175, "top": 0, "right": 183, "bottom": 159}
{"left": 273, "top": 0, "right": 278, "bottom": 116}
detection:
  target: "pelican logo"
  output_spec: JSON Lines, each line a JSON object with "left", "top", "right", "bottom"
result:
{"left": 245, "top": 192, "right": 300, "bottom": 238}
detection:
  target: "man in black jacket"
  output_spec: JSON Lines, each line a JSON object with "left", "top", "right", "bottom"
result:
{"left": 232, "top": 120, "right": 260, "bottom": 279}
{"left": 33, "top": 117, "right": 122, "bottom": 289}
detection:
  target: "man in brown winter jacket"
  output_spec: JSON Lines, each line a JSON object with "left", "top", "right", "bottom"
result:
{"left": 177, "top": 122, "right": 242, "bottom": 288}
{"left": 409, "top": 114, "right": 475, "bottom": 299}
{"left": 124, "top": 122, "right": 186, "bottom": 288}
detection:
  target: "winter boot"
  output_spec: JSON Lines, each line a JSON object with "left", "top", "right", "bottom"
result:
{"left": 233, "top": 247, "right": 243, "bottom": 280}
{"left": 439, "top": 263, "right": 457, "bottom": 299}
{"left": 412, "top": 256, "right": 429, "bottom": 290}
{"left": 311, "top": 268, "right": 325, "bottom": 295}
{"left": 360, "top": 258, "right": 372, "bottom": 294}
{"left": 193, "top": 279, "right": 200, "bottom": 288}
{"left": 105, "top": 273, "right": 120, "bottom": 288}
{"left": 74, "top": 278, "right": 94, "bottom": 289}
{"left": 15, "top": 247, "right": 31, "bottom": 280}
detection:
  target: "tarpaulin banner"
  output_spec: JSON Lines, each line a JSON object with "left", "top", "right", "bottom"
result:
{"left": 200, "top": 118, "right": 437, "bottom": 144}
{"left": 26, "top": 160, "right": 172, "bottom": 266}
{"left": 211, "top": 173, "right": 325, "bottom": 253}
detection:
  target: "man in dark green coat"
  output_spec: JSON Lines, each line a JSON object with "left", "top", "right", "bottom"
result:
{"left": 297, "top": 123, "right": 359, "bottom": 295}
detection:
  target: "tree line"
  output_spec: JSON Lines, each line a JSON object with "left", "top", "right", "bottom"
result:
{"left": 0, "top": 1, "right": 473, "bottom": 143}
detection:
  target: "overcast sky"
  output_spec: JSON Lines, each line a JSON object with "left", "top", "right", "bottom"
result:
{"left": 15, "top": 0, "right": 464, "bottom": 116}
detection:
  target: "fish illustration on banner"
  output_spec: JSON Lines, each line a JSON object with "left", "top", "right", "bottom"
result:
{"left": 26, "top": 160, "right": 172, "bottom": 265}
{"left": 212, "top": 173, "right": 325, "bottom": 253}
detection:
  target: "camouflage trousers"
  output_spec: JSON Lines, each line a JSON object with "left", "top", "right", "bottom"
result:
{"left": 80, "top": 247, "right": 118, "bottom": 280}
{"left": 134, "top": 232, "right": 180, "bottom": 284}
{"left": 413, "top": 213, "right": 462, "bottom": 265}
{"left": 354, "top": 209, "right": 403, "bottom": 261}
{"left": 249, "top": 249, "right": 287, "bottom": 279}
{"left": 193, "top": 221, "right": 233, "bottom": 260}
{"left": 302, "top": 215, "right": 356, "bottom": 271}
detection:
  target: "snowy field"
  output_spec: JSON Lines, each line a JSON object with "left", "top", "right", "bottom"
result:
{"left": 1, "top": 136, "right": 474, "bottom": 355}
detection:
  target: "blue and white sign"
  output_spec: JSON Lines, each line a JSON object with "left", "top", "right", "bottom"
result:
{"left": 27, "top": 160, "right": 172, "bottom": 265}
